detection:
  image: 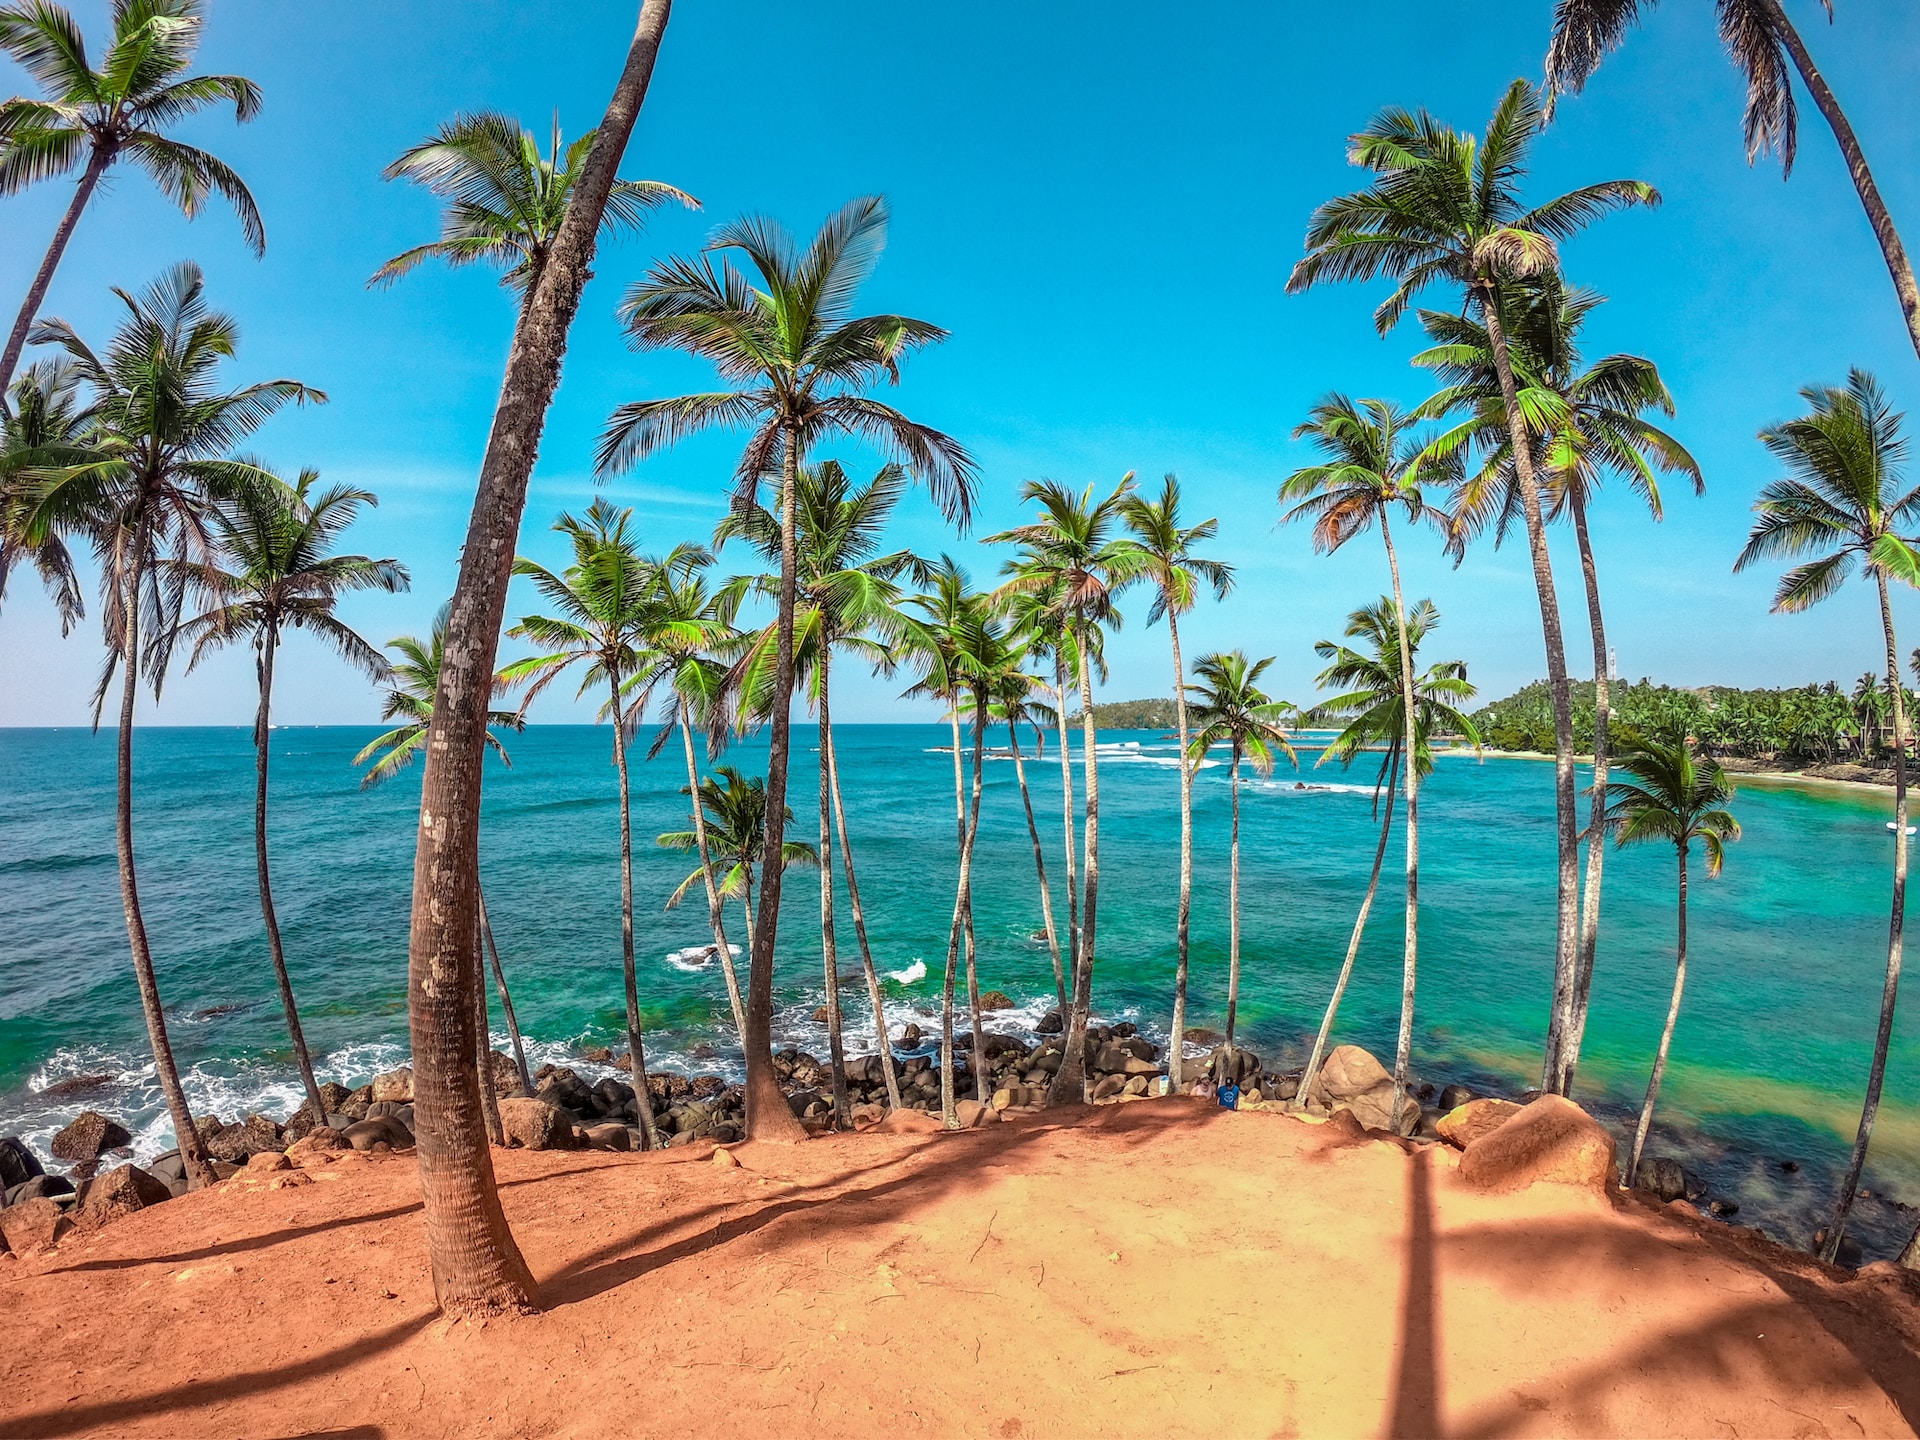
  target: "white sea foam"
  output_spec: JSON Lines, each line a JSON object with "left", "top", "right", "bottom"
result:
{"left": 663, "top": 942, "right": 742, "bottom": 973}
{"left": 886, "top": 958, "right": 928, "bottom": 985}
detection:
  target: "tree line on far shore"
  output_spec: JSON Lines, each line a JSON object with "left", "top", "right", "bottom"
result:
{"left": 4, "top": 0, "right": 1919, "bottom": 1311}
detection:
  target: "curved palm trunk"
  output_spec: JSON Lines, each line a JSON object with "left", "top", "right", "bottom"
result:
{"left": 0, "top": 147, "right": 109, "bottom": 404}
{"left": 965, "top": 700, "right": 990, "bottom": 1103}
{"left": 947, "top": 706, "right": 986, "bottom": 1102}
{"left": 476, "top": 887, "right": 532, "bottom": 1094}
{"left": 1563, "top": 487, "right": 1611, "bottom": 1090}
{"left": 473, "top": 929, "right": 504, "bottom": 1147}
{"left": 942, "top": 704, "right": 964, "bottom": 1120}
{"left": 817, "top": 655, "right": 852, "bottom": 1127}
{"left": 1821, "top": 574, "right": 1909, "bottom": 1262}
{"left": 742, "top": 425, "right": 809, "bottom": 1142}
{"left": 404, "top": 0, "right": 672, "bottom": 1312}
{"left": 824, "top": 720, "right": 903, "bottom": 1109}
{"left": 1298, "top": 746, "right": 1401, "bottom": 1106}
{"left": 1481, "top": 290, "right": 1580, "bottom": 1097}
{"left": 1054, "top": 654, "right": 1080, "bottom": 1001}
{"left": 1224, "top": 745, "right": 1243, "bottom": 1056}
{"left": 609, "top": 684, "right": 660, "bottom": 1151}
{"left": 1379, "top": 514, "right": 1420, "bottom": 1129}
{"left": 1009, "top": 722, "right": 1066, "bottom": 1014}
{"left": 940, "top": 694, "right": 989, "bottom": 1126}
{"left": 253, "top": 627, "right": 327, "bottom": 1122}
{"left": 1168, "top": 609, "right": 1195, "bottom": 1091}
{"left": 679, "top": 700, "right": 747, "bottom": 1044}
{"left": 1625, "top": 844, "right": 1689, "bottom": 1188}
{"left": 116, "top": 549, "right": 215, "bottom": 1190}
{"left": 1051, "top": 630, "right": 1102, "bottom": 1106}
{"left": 1755, "top": 0, "right": 1920, "bottom": 364}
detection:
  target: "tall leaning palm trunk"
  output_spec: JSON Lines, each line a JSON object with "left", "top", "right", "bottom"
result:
{"left": 1626, "top": 840, "right": 1690, "bottom": 1188}
{"left": 1376, "top": 511, "right": 1421, "bottom": 1122}
{"left": 1053, "top": 651, "right": 1080, "bottom": 1002}
{"left": 607, "top": 683, "right": 660, "bottom": 1150}
{"left": 1168, "top": 608, "right": 1196, "bottom": 1088}
{"left": 678, "top": 698, "right": 748, "bottom": 1042}
{"left": 403, "top": 0, "right": 671, "bottom": 1315}
{"left": 115, "top": 551, "right": 215, "bottom": 1189}
{"left": 816, "top": 651, "right": 852, "bottom": 1126}
{"left": 1565, "top": 486, "right": 1611, "bottom": 1082}
{"left": 1055, "top": 631, "right": 1104, "bottom": 1103}
{"left": 939, "top": 691, "right": 989, "bottom": 1125}
{"left": 1224, "top": 739, "right": 1244, "bottom": 1053}
{"left": 251, "top": 624, "right": 326, "bottom": 1122}
{"left": 1008, "top": 719, "right": 1066, "bottom": 1014}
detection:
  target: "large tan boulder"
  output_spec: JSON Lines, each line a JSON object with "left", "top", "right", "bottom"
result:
{"left": 878, "top": 1107, "right": 943, "bottom": 1134}
{"left": 1334, "top": 1088, "right": 1420, "bottom": 1136}
{"left": 0, "top": 1197, "right": 70, "bottom": 1253}
{"left": 370, "top": 1067, "right": 414, "bottom": 1104}
{"left": 497, "top": 1097, "right": 576, "bottom": 1151}
{"left": 50, "top": 1110, "right": 131, "bottom": 1165}
{"left": 75, "top": 1164, "right": 172, "bottom": 1228}
{"left": 1436, "top": 1098, "right": 1524, "bottom": 1149}
{"left": 1458, "top": 1094, "right": 1616, "bottom": 1195}
{"left": 1309, "top": 1045, "right": 1392, "bottom": 1103}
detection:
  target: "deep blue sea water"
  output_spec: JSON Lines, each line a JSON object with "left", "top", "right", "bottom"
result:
{"left": 2, "top": 724, "right": 1916, "bottom": 1256}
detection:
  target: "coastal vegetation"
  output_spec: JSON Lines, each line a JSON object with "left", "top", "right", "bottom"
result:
{"left": 5, "top": 0, "right": 1920, "bottom": 1330}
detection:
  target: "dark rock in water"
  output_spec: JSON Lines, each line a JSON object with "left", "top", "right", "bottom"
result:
{"left": 7, "top": 1173, "right": 73, "bottom": 1206}
{"left": 38, "top": 1073, "right": 118, "bottom": 1102}
{"left": 1184, "top": 1027, "right": 1223, "bottom": 1047}
{"left": 689, "top": 1075, "right": 726, "bottom": 1100}
{"left": 0, "top": 1137, "right": 45, "bottom": 1189}
{"left": 1416, "top": 1083, "right": 1436, "bottom": 1102}
{"left": 898, "top": 1022, "right": 925, "bottom": 1047}
{"left": 1109, "top": 1022, "right": 1138, "bottom": 1040}
{"left": 1779, "top": 1159, "right": 1800, "bottom": 1174}
{"left": 1710, "top": 1199, "right": 1740, "bottom": 1218}
{"left": 689, "top": 1042, "right": 718, "bottom": 1061}
{"left": 192, "top": 1002, "right": 248, "bottom": 1022}
{"left": 1634, "top": 1156, "right": 1689, "bottom": 1204}
{"left": 977, "top": 990, "right": 1016, "bottom": 1012}
{"left": 1206, "top": 1046, "right": 1262, "bottom": 1088}
{"left": 1437, "top": 1084, "right": 1476, "bottom": 1112}
{"left": 1036, "top": 1010, "right": 1063, "bottom": 1036}
{"left": 579, "top": 1046, "right": 613, "bottom": 1064}
{"left": 51, "top": 1111, "right": 131, "bottom": 1164}
{"left": 812, "top": 1005, "right": 831, "bottom": 1023}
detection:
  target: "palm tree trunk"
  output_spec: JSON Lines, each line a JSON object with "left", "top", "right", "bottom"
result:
{"left": 1169, "top": 608, "right": 1195, "bottom": 1092}
{"left": 116, "top": 547, "right": 215, "bottom": 1190}
{"left": 474, "top": 925, "right": 504, "bottom": 1148}
{"left": 404, "top": 0, "right": 672, "bottom": 1312}
{"left": 939, "top": 695, "right": 990, "bottom": 1126}
{"left": 942, "top": 704, "right": 965, "bottom": 1122}
{"left": 0, "top": 147, "right": 109, "bottom": 404}
{"left": 1563, "top": 487, "right": 1611, "bottom": 1090}
{"left": 965, "top": 696, "right": 990, "bottom": 1103}
{"left": 742, "top": 421, "right": 809, "bottom": 1143}
{"left": 1054, "top": 654, "right": 1080, "bottom": 1002}
{"left": 817, "top": 654, "right": 852, "bottom": 1127}
{"left": 1821, "top": 573, "right": 1910, "bottom": 1262}
{"left": 1008, "top": 722, "right": 1066, "bottom": 1014}
{"left": 1481, "top": 288, "right": 1581, "bottom": 1097}
{"left": 1755, "top": 0, "right": 1920, "bottom": 364}
{"left": 946, "top": 703, "right": 984, "bottom": 1097}
{"left": 1625, "top": 844, "right": 1689, "bottom": 1188}
{"left": 824, "top": 719, "right": 903, "bottom": 1109}
{"left": 476, "top": 887, "right": 531, "bottom": 1093}
{"left": 1225, "top": 746, "right": 1243, "bottom": 1056}
{"left": 609, "top": 683, "right": 660, "bottom": 1151}
{"left": 1379, "top": 513, "right": 1420, "bottom": 1129}
{"left": 1297, "top": 746, "right": 1401, "bottom": 1107}
{"left": 253, "top": 626, "right": 326, "bottom": 1122}
{"left": 679, "top": 702, "right": 748, "bottom": 1043}
{"left": 1051, "top": 628, "right": 1102, "bottom": 1106}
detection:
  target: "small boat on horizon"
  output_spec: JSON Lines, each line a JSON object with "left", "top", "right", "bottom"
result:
{"left": 1888, "top": 822, "right": 1916, "bottom": 836}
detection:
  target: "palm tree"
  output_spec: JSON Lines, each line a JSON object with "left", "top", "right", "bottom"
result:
{"left": 352, "top": 604, "right": 533, "bottom": 1098}
{"left": 1602, "top": 727, "right": 1740, "bottom": 1190}
{"left": 716, "top": 459, "right": 925, "bottom": 1121}
{"left": 0, "top": 0, "right": 262, "bottom": 399}
{"left": 598, "top": 195, "right": 975, "bottom": 1141}
{"left": 987, "top": 477, "right": 1147, "bottom": 1104}
{"left": 9, "top": 262, "right": 319, "bottom": 1191}
{"left": 1545, "top": 0, "right": 1920, "bottom": 366}
{"left": 1123, "top": 475, "right": 1234, "bottom": 1091}
{"left": 658, "top": 764, "right": 817, "bottom": 947}
{"left": 371, "top": 110, "right": 693, "bottom": 292}
{"left": 1288, "top": 79, "right": 1659, "bottom": 1095}
{"left": 1282, "top": 396, "right": 1433, "bottom": 1124}
{"left": 0, "top": 358, "right": 87, "bottom": 628}
{"left": 1297, "top": 599, "right": 1480, "bottom": 1115}
{"left": 628, "top": 543, "right": 749, "bottom": 1047}
{"left": 378, "top": 0, "right": 673, "bottom": 1313}
{"left": 1415, "top": 277, "right": 1702, "bottom": 1085}
{"left": 499, "top": 499, "right": 662, "bottom": 1150}
{"left": 1735, "top": 369, "right": 1920, "bottom": 1264}
{"left": 992, "top": 681, "right": 1067, "bottom": 1016}
{"left": 176, "top": 469, "right": 407, "bottom": 1125}
{"left": 1184, "top": 652, "right": 1298, "bottom": 1069}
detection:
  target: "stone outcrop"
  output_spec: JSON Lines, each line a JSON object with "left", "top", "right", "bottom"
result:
{"left": 1435, "top": 1098, "right": 1523, "bottom": 1149}
{"left": 370, "top": 1067, "right": 414, "bottom": 1103}
{"left": 0, "top": 1136, "right": 45, "bottom": 1189}
{"left": 498, "top": 1097, "right": 578, "bottom": 1152}
{"left": 75, "top": 1164, "right": 172, "bottom": 1228}
{"left": 0, "top": 1197, "right": 69, "bottom": 1253}
{"left": 51, "top": 1111, "right": 131, "bottom": 1165}
{"left": 1458, "top": 1095, "right": 1616, "bottom": 1195}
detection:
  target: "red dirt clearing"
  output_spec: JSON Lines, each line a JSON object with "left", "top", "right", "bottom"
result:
{"left": 3, "top": 1100, "right": 1917, "bottom": 1439}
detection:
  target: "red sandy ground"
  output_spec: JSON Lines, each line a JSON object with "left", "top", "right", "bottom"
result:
{"left": 3, "top": 1100, "right": 1918, "bottom": 1439}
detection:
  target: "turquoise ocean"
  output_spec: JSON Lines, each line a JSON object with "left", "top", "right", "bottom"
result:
{"left": 2, "top": 724, "right": 1916, "bottom": 1257}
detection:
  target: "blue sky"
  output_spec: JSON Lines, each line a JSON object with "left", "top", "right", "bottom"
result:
{"left": 4, "top": 0, "right": 1919, "bottom": 726}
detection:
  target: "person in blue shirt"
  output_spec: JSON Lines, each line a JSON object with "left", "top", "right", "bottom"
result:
{"left": 1217, "top": 1078, "right": 1240, "bottom": 1110}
